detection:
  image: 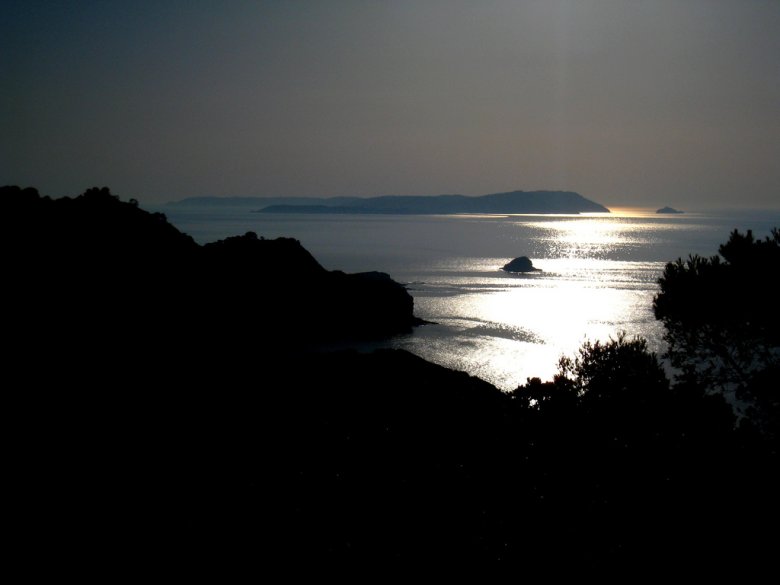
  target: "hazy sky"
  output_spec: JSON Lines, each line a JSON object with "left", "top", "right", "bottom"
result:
{"left": 2, "top": 1, "right": 779, "bottom": 209}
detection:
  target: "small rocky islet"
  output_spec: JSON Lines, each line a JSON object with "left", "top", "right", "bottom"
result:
{"left": 502, "top": 256, "right": 541, "bottom": 273}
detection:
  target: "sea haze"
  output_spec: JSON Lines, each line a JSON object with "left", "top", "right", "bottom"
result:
{"left": 157, "top": 204, "right": 780, "bottom": 390}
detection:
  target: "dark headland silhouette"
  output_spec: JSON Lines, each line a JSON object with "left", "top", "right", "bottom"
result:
{"left": 4, "top": 185, "right": 421, "bottom": 347}
{"left": 5, "top": 185, "right": 777, "bottom": 573}
{"left": 657, "top": 206, "right": 684, "bottom": 214}
{"left": 171, "top": 189, "right": 610, "bottom": 215}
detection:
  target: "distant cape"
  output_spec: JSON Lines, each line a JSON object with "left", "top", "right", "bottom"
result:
{"left": 170, "top": 190, "right": 610, "bottom": 215}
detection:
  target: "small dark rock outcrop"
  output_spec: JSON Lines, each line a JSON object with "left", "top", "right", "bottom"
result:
{"left": 502, "top": 256, "right": 541, "bottom": 273}
{"left": 656, "top": 206, "right": 684, "bottom": 214}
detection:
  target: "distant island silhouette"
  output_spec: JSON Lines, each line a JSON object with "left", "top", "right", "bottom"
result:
{"left": 656, "top": 206, "right": 684, "bottom": 214}
{"left": 170, "top": 190, "right": 609, "bottom": 215}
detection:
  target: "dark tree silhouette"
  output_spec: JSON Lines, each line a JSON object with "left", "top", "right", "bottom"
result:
{"left": 654, "top": 228, "right": 780, "bottom": 436}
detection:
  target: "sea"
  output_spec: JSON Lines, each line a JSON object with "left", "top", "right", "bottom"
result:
{"left": 154, "top": 204, "right": 780, "bottom": 391}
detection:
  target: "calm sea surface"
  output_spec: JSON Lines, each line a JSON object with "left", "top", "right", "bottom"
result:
{"left": 155, "top": 204, "right": 780, "bottom": 390}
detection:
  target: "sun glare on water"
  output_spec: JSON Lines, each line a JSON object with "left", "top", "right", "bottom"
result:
{"left": 422, "top": 216, "right": 666, "bottom": 389}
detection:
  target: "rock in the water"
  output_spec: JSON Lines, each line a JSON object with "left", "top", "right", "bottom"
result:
{"left": 502, "top": 256, "right": 541, "bottom": 273}
{"left": 656, "top": 206, "right": 684, "bottom": 214}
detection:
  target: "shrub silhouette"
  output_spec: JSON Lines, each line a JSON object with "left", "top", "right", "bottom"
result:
{"left": 557, "top": 332, "right": 669, "bottom": 404}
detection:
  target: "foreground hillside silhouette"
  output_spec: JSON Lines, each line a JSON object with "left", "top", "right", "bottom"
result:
{"left": 5, "top": 185, "right": 777, "bottom": 573}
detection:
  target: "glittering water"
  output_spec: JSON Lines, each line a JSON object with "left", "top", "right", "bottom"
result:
{"left": 156, "top": 205, "right": 780, "bottom": 390}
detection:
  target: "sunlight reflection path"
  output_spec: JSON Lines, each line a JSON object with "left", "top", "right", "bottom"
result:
{"left": 398, "top": 217, "right": 668, "bottom": 390}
